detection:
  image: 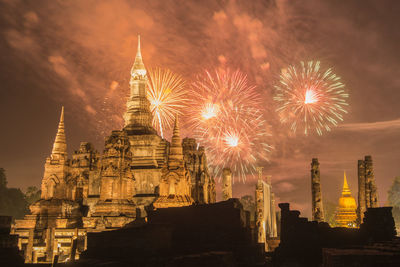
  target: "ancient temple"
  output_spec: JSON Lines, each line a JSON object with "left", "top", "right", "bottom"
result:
{"left": 222, "top": 168, "right": 233, "bottom": 200}
{"left": 153, "top": 116, "right": 193, "bottom": 208}
{"left": 311, "top": 158, "right": 325, "bottom": 222}
{"left": 12, "top": 36, "right": 216, "bottom": 263}
{"left": 357, "top": 155, "right": 378, "bottom": 225}
{"left": 182, "top": 138, "right": 216, "bottom": 204}
{"left": 335, "top": 172, "right": 357, "bottom": 228}
{"left": 13, "top": 107, "right": 87, "bottom": 263}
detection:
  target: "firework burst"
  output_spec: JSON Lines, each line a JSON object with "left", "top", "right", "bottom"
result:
{"left": 147, "top": 67, "right": 188, "bottom": 138}
{"left": 274, "top": 61, "right": 349, "bottom": 135}
{"left": 189, "top": 68, "right": 271, "bottom": 182}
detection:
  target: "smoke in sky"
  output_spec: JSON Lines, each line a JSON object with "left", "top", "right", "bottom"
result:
{"left": 1, "top": 0, "right": 400, "bottom": 217}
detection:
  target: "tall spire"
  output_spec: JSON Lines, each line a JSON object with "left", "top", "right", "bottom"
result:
{"left": 168, "top": 115, "right": 183, "bottom": 167}
{"left": 342, "top": 171, "right": 351, "bottom": 197}
{"left": 137, "top": 35, "right": 141, "bottom": 56}
{"left": 130, "top": 35, "right": 146, "bottom": 79}
{"left": 171, "top": 115, "right": 182, "bottom": 151}
{"left": 124, "top": 35, "right": 154, "bottom": 133}
{"left": 172, "top": 115, "right": 181, "bottom": 143}
{"left": 51, "top": 106, "right": 67, "bottom": 158}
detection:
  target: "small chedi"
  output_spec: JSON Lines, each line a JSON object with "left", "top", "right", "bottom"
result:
{"left": 335, "top": 172, "right": 357, "bottom": 228}
{"left": 153, "top": 116, "right": 193, "bottom": 208}
{"left": 12, "top": 37, "right": 216, "bottom": 263}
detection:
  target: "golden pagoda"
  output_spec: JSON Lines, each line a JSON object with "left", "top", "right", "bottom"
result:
{"left": 335, "top": 172, "right": 357, "bottom": 228}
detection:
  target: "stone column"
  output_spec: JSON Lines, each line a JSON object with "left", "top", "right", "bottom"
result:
{"left": 271, "top": 192, "right": 278, "bottom": 238}
{"left": 357, "top": 159, "right": 366, "bottom": 224}
{"left": 70, "top": 228, "right": 78, "bottom": 262}
{"left": 222, "top": 168, "right": 232, "bottom": 200}
{"left": 53, "top": 239, "right": 59, "bottom": 262}
{"left": 84, "top": 230, "right": 88, "bottom": 251}
{"left": 311, "top": 158, "right": 325, "bottom": 222}
{"left": 32, "top": 251, "right": 38, "bottom": 263}
{"left": 365, "top": 155, "right": 378, "bottom": 208}
{"left": 17, "top": 236, "right": 22, "bottom": 250}
{"left": 256, "top": 179, "right": 265, "bottom": 244}
{"left": 255, "top": 174, "right": 266, "bottom": 249}
{"left": 46, "top": 228, "right": 55, "bottom": 262}
{"left": 25, "top": 229, "right": 34, "bottom": 263}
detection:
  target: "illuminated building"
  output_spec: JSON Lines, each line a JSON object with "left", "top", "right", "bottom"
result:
{"left": 335, "top": 172, "right": 357, "bottom": 228}
{"left": 12, "top": 36, "right": 215, "bottom": 263}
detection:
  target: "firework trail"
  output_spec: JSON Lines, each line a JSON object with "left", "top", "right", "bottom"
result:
{"left": 189, "top": 68, "right": 271, "bottom": 182}
{"left": 274, "top": 61, "right": 349, "bottom": 135}
{"left": 147, "top": 67, "right": 188, "bottom": 138}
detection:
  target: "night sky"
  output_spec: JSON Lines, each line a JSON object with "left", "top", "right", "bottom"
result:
{"left": 1, "top": 0, "right": 399, "bottom": 218}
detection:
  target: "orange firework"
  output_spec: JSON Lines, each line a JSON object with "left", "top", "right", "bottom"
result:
{"left": 189, "top": 68, "right": 271, "bottom": 182}
{"left": 274, "top": 61, "right": 349, "bottom": 135}
{"left": 147, "top": 67, "right": 188, "bottom": 138}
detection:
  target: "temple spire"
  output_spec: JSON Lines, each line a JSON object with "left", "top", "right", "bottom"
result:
{"left": 172, "top": 115, "right": 180, "bottom": 143}
{"left": 342, "top": 171, "right": 351, "bottom": 196}
{"left": 51, "top": 106, "right": 67, "bottom": 158}
{"left": 171, "top": 115, "right": 182, "bottom": 151}
{"left": 137, "top": 35, "right": 141, "bottom": 57}
{"left": 131, "top": 35, "right": 146, "bottom": 78}
{"left": 168, "top": 115, "right": 183, "bottom": 167}
{"left": 124, "top": 35, "right": 154, "bottom": 132}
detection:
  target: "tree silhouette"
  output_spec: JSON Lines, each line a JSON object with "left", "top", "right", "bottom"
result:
{"left": 0, "top": 168, "right": 28, "bottom": 219}
{"left": 388, "top": 176, "right": 400, "bottom": 233}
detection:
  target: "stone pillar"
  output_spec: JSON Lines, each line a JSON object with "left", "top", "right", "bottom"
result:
{"left": 311, "top": 158, "right": 324, "bottom": 222}
{"left": 17, "top": 236, "right": 22, "bottom": 250}
{"left": 255, "top": 182, "right": 265, "bottom": 244}
{"left": 271, "top": 192, "right": 278, "bottom": 238}
{"left": 70, "top": 228, "right": 78, "bottom": 262}
{"left": 357, "top": 159, "right": 366, "bottom": 224}
{"left": 70, "top": 238, "right": 78, "bottom": 262}
{"left": 222, "top": 168, "right": 232, "bottom": 200}
{"left": 32, "top": 251, "right": 38, "bottom": 263}
{"left": 25, "top": 229, "right": 34, "bottom": 263}
{"left": 84, "top": 231, "right": 88, "bottom": 251}
{"left": 365, "top": 155, "right": 378, "bottom": 208}
{"left": 53, "top": 239, "right": 59, "bottom": 262}
{"left": 46, "top": 228, "right": 55, "bottom": 262}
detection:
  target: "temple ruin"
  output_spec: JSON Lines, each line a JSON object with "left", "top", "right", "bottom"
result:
{"left": 12, "top": 37, "right": 216, "bottom": 263}
{"left": 357, "top": 155, "right": 378, "bottom": 225}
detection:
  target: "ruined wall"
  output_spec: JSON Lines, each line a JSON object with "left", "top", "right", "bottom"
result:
{"left": 182, "top": 137, "right": 216, "bottom": 204}
{"left": 357, "top": 155, "right": 379, "bottom": 224}
{"left": 222, "top": 168, "right": 233, "bottom": 201}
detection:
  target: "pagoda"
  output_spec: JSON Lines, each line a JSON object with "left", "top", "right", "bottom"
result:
{"left": 335, "top": 172, "right": 357, "bottom": 228}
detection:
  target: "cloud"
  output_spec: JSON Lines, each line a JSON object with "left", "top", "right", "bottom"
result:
{"left": 85, "top": 105, "right": 97, "bottom": 115}
{"left": 276, "top": 181, "right": 295, "bottom": 193}
{"left": 4, "top": 29, "right": 38, "bottom": 52}
{"left": 48, "top": 56, "right": 71, "bottom": 78}
{"left": 2, "top": 0, "right": 400, "bottom": 217}
{"left": 339, "top": 118, "right": 400, "bottom": 132}
{"left": 23, "top": 11, "right": 39, "bottom": 28}
{"left": 232, "top": 14, "right": 267, "bottom": 60}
